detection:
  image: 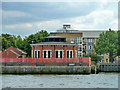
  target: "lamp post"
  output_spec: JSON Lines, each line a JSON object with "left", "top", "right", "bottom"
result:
{"left": 5, "top": 49, "right": 6, "bottom": 66}
{"left": 5, "top": 50, "right": 8, "bottom": 66}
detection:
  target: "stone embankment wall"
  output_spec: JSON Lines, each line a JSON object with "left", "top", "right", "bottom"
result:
{"left": 2, "top": 66, "right": 91, "bottom": 74}
{"left": 99, "top": 63, "right": 120, "bottom": 72}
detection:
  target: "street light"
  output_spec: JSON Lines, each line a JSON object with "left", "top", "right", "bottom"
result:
{"left": 5, "top": 49, "right": 8, "bottom": 66}
{"left": 5, "top": 49, "right": 6, "bottom": 66}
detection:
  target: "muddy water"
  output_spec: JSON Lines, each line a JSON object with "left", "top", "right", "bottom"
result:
{"left": 2, "top": 73, "right": 119, "bottom": 88}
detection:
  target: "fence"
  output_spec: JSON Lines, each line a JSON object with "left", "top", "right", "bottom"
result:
{"left": 0, "top": 57, "right": 91, "bottom": 66}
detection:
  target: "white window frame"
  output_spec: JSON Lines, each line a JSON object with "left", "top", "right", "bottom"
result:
{"left": 55, "top": 50, "right": 64, "bottom": 58}
{"left": 66, "top": 50, "right": 73, "bottom": 58}
{"left": 34, "top": 50, "right": 40, "bottom": 58}
{"left": 31, "top": 50, "right": 33, "bottom": 58}
{"left": 43, "top": 50, "right": 52, "bottom": 58}
{"left": 37, "top": 50, "right": 40, "bottom": 58}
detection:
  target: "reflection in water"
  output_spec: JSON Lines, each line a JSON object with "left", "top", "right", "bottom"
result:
{"left": 2, "top": 73, "right": 118, "bottom": 88}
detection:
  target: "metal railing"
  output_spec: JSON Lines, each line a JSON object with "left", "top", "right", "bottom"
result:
{"left": 0, "top": 57, "right": 91, "bottom": 66}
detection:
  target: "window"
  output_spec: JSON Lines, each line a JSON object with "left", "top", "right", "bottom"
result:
{"left": 55, "top": 51, "right": 58, "bottom": 58}
{"left": 80, "top": 47, "right": 82, "bottom": 51}
{"left": 84, "top": 45, "right": 86, "bottom": 49}
{"left": 89, "top": 46, "right": 92, "bottom": 50}
{"left": 67, "top": 50, "right": 73, "bottom": 58}
{"left": 101, "top": 59, "right": 104, "bottom": 63}
{"left": 44, "top": 51, "right": 46, "bottom": 58}
{"left": 80, "top": 54, "right": 82, "bottom": 57}
{"left": 48, "top": 51, "right": 51, "bottom": 58}
{"left": 34, "top": 50, "right": 40, "bottom": 58}
{"left": 88, "top": 39, "right": 92, "bottom": 42}
{"left": 70, "top": 38, "right": 74, "bottom": 43}
{"left": 106, "top": 59, "right": 108, "bottom": 63}
{"left": 88, "top": 39, "right": 90, "bottom": 42}
{"left": 84, "top": 39, "right": 87, "bottom": 42}
{"left": 35, "top": 51, "right": 37, "bottom": 58}
{"left": 38, "top": 51, "right": 40, "bottom": 58}
{"left": 67, "top": 51, "right": 69, "bottom": 58}
{"left": 80, "top": 42, "right": 82, "bottom": 44}
{"left": 75, "top": 37, "right": 82, "bottom": 44}
{"left": 70, "top": 51, "right": 72, "bottom": 58}
{"left": 60, "top": 51, "right": 62, "bottom": 58}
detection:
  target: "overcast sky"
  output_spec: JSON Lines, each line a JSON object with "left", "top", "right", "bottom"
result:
{"left": 1, "top": 1, "right": 118, "bottom": 37}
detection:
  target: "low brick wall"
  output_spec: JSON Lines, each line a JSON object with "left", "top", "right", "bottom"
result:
{"left": 2, "top": 66, "right": 91, "bottom": 74}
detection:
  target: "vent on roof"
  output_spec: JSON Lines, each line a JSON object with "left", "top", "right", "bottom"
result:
{"left": 63, "top": 24, "right": 71, "bottom": 29}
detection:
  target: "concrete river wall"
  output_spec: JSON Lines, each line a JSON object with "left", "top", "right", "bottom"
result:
{"left": 99, "top": 63, "right": 120, "bottom": 72}
{"left": 1, "top": 66, "right": 91, "bottom": 74}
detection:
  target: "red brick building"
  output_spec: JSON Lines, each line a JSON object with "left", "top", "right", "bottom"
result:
{"left": 30, "top": 36, "right": 78, "bottom": 59}
{"left": 1, "top": 46, "right": 27, "bottom": 58}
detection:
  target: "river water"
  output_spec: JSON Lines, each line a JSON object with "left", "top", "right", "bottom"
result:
{"left": 1, "top": 73, "right": 119, "bottom": 88}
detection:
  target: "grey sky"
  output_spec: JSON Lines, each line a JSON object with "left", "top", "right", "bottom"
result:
{"left": 1, "top": 1, "right": 118, "bottom": 37}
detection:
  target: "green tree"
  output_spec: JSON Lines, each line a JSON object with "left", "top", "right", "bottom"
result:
{"left": 23, "top": 30, "right": 49, "bottom": 57}
{"left": 84, "top": 53, "right": 101, "bottom": 64}
{"left": 15, "top": 35, "right": 24, "bottom": 50}
{"left": 1, "top": 34, "right": 16, "bottom": 50}
{"left": 117, "top": 30, "right": 120, "bottom": 56}
{"left": 1, "top": 30, "right": 49, "bottom": 57}
{"left": 95, "top": 30, "right": 118, "bottom": 62}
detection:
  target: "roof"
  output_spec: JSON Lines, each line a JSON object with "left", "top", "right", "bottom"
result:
{"left": 10, "top": 50, "right": 21, "bottom": 56}
{"left": 50, "top": 30, "right": 105, "bottom": 38}
{"left": 16, "top": 48, "right": 27, "bottom": 54}
{"left": 44, "top": 36, "right": 65, "bottom": 38}
{"left": 82, "top": 31, "right": 104, "bottom": 38}
{"left": 5, "top": 46, "right": 27, "bottom": 57}
{"left": 30, "top": 42, "right": 77, "bottom": 46}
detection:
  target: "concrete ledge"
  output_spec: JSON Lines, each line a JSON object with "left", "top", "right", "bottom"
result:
{"left": 1, "top": 62, "right": 89, "bottom": 66}
{"left": 2, "top": 66, "right": 91, "bottom": 74}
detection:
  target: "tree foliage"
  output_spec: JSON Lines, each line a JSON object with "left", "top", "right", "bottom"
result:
{"left": 95, "top": 30, "right": 118, "bottom": 62}
{"left": 1, "top": 30, "right": 49, "bottom": 57}
{"left": 118, "top": 30, "right": 120, "bottom": 56}
{"left": 83, "top": 53, "right": 101, "bottom": 64}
